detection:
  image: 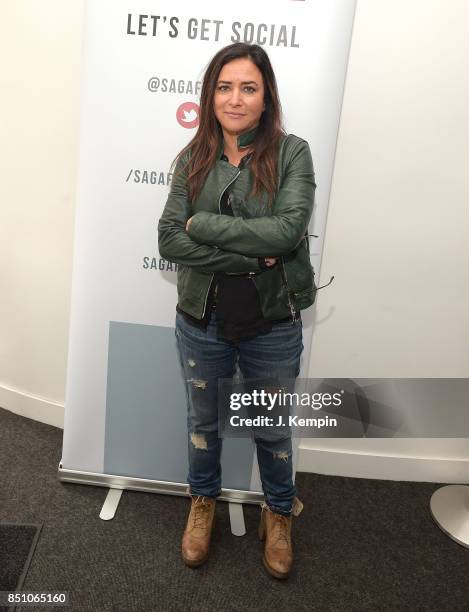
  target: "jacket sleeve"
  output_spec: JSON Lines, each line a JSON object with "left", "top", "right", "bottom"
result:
{"left": 158, "top": 153, "right": 261, "bottom": 274}
{"left": 186, "top": 139, "right": 316, "bottom": 257}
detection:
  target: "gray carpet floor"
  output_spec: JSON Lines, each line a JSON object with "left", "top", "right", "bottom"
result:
{"left": 1, "top": 406, "right": 468, "bottom": 611}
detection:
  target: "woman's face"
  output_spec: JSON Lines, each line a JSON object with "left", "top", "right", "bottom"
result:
{"left": 214, "top": 57, "right": 265, "bottom": 138}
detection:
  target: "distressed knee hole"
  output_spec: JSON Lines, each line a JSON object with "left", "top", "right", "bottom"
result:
{"left": 187, "top": 358, "right": 196, "bottom": 367}
{"left": 188, "top": 378, "right": 207, "bottom": 390}
{"left": 190, "top": 433, "right": 208, "bottom": 450}
{"left": 273, "top": 450, "right": 290, "bottom": 462}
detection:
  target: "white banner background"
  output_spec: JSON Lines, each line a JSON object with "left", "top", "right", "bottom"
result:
{"left": 61, "top": 0, "right": 356, "bottom": 496}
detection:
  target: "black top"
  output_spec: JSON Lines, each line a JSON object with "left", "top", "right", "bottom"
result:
{"left": 176, "top": 151, "right": 277, "bottom": 343}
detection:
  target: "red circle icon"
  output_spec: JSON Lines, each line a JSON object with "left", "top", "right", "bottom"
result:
{"left": 176, "top": 102, "right": 200, "bottom": 129}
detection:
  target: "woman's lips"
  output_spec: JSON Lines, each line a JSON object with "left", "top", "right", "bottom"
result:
{"left": 225, "top": 112, "right": 245, "bottom": 118}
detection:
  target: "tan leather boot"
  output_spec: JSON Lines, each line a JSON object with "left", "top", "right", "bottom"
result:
{"left": 181, "top": 495, "right": 216, "bottom": 567}
{"left": 258, "top": 498, "right": 303, "bottom": 579}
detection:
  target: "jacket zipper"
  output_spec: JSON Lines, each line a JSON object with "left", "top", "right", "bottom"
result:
{"left": 201, "top": 169, "right": 241, "bottom": 319}
{"left": 280, "top": 256, "right": 297, "bottom": 324}
{"left": 201, "top": 274, "right": 215, "bottom": 319}
{"left": 218, "top": 169, "right": 240, "bottom": 213}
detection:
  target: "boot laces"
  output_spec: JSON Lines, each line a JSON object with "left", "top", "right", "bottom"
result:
{"left": 272, "top": 513, "right": 290, "bottom": 546}
{"left": 191, "top": 496, "right": 213, "bottom": 531}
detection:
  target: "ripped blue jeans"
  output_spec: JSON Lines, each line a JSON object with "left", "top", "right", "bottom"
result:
{"left": 175, "top": 310, "right": 303, "bottom": 516}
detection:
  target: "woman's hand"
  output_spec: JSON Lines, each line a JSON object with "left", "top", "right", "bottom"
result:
{"left": 185, "top": 217, "right": 193, "bottom": 232}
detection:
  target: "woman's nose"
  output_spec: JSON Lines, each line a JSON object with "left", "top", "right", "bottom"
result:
{"left": 229, "top": 88, "right": 241, "bottom": 106}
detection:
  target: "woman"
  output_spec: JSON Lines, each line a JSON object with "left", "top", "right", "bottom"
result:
{"left": 158, "top": 42, "right": 316, "bottom": 579}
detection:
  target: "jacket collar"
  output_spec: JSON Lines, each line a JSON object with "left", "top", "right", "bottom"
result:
{"left": 237, "top": 124, "right": 259, "bottom": 148}
{"left": 217, "top": 124, "right": 259, "bottom": 157}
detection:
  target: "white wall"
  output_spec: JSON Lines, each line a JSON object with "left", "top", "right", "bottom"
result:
{"left": 301, "top": 0, "right": 469, "bottom": 481}
{"left": 0, "top": 1, "right": 84, "bottom": 427}
{"left": 1, "top": 0, "right": 468, "bottom": 481}
{"left": 310, "top": 0, "right": 469, "bottom": 378}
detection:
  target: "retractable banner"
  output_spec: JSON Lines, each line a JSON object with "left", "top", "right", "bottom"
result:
{"left": 60, "top": 0, "right": 357, "bottom": 499}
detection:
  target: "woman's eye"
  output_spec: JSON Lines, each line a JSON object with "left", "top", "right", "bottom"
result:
{"left": 217, "top": 85, "right": 256, "bottom": 93}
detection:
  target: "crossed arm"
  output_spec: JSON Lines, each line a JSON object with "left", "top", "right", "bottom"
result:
{"left": 186, "top": 139, "right": 316, "bottom": 258}
{"left": 158, "top": 154, "right": 262, "bottom": 274}
{"left": 158, "top": 139, "right": 315, "bottom": 269}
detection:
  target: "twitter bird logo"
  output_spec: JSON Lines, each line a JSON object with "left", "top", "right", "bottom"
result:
{"left": 182, "top": 109, "right": 197, "bottom": 123}
{"left": 176, "top": 102, "right": 200, "bottom": 129}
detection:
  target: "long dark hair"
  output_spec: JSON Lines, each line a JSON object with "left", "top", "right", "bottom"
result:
{"left": 174, "top": 43, "right": 285, "bottom": 204}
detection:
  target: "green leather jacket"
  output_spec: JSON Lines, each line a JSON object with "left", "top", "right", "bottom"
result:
{"left": 158, "top": 125, "right": 317, "bottom": 322}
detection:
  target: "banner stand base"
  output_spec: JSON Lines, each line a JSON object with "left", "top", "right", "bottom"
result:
{"left": 228, "top": 502, "right": 246, "bottom": 536}
{"left": 430, "top": 485, "right": 469, "bottom": 548}
{"left": 58, "top": 461, "right": 263, "bottom": 531}
{"left": 96, "top": 483, "right": 246, "bottom": 534}
{"left": 99, "top": 488, "right": 123, "bottom": 520}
